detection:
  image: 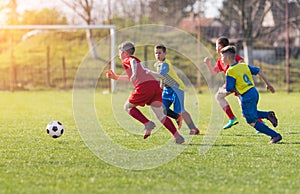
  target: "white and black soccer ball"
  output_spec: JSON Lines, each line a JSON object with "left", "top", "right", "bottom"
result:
{"left": 46, "top": 121, "right": 64, "bottom": 138}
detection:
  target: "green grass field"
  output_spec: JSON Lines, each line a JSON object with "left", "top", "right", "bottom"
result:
{"left": 0, "top": 90, "right": 299, "bottom": 194}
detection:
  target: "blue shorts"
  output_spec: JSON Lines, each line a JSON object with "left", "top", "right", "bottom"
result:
{"left": 162, "top": 87, "right": 185, "bottom": 113}
{"left": 241, "top": 87, "right": 259, "bottom": 124}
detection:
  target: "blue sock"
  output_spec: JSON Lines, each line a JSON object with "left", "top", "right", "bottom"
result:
{"left": 254, "top": 121, "right": 278, "bottom": 137}
{"left": 257, "top": 111, "right": 268, "bottom": 119}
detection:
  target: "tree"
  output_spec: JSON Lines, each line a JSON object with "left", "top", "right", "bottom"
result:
{"left": 219, "top": 0, "right": 300, "bottom": 65}
{"left": 0, "top": 0, "right": 18, "bottom": 24}
{"left": 0, "top": 0, "right": 19, "bottom": 92}
{"left": 148, "top": 0, "right": 197, "bottom": 25}
{"left": 219, "top": 0, "right": 272, "bottom": 66}
{"left": 61, "top": 0, "right": 99, "bottom": 59}
{"left": 116, "top": 0, "right": 152, "bottom": 24}
{"left": 21, "top": 9, "right": 68, "bottom": 25}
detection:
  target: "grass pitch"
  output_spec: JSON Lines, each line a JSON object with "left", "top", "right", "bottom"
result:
{"left": 0, "top": 91, "right": 299, "bottom": 194}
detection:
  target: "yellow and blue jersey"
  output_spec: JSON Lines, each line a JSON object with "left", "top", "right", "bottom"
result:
{"left": 154, "top": 59, "right": 186, "bottom": 113}
{"left": 154, "top": 59, "right": 185, "bottom": 91}
{"left": 225, "top": 62, "right": 260, "bottom": 95}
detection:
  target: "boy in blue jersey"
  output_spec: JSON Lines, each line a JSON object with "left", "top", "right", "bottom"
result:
{"left": 147, "top": 44, "right": 200, "bottom": 135}
{"left": 221, "top": 45, "right": 282, "bottom": 143}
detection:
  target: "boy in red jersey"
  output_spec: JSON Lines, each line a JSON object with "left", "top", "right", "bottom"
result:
{"left": 106, "top": 41, "right": 184, "bottom": 144}
{"left": 204, "top": 37, "right": 243, "bottom": 129}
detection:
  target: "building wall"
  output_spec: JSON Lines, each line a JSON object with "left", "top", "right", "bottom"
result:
{"left": 239, "top": 49, "right": 276, "bottom": 65}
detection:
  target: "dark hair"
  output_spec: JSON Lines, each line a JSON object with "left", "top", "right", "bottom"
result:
{"left": 217, "top": 36, "right": 229, "bottom": 47}
{"left": 155, "top": 44, "right": 167, "bottom": 52}
{"left": 220, "top": 45, "right": 236, "bottom": 55}
{"left": 119, "top": 41, "right": 135, "bottom": 55}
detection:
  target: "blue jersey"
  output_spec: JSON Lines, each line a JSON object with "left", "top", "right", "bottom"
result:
{"left": 226, "top": 62, "right": 260, "bottom": 95}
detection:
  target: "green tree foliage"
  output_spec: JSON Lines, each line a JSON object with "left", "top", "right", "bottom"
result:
{"left": 20, "top": 8, "right": 68, "bottom": 25}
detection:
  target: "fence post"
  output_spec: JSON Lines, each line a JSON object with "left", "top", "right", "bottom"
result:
{"left": 46, "top": 45, "right": 51, "bottom": 87}
{"left": 62, "top": 56, "right": 67, "bottom": 89}
{"left": 285, "top": 0, "right": 290, "bottom": 93}
{"left": 10, "top": 49, "right": 16, "bottom": 92}
{"left": 144, "top": 45, "right": 148, "bottom": 67}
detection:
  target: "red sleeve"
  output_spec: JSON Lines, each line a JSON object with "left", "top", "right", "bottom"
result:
{"left": 235, "top": 54, "right": 243, "bottom": 62}
{"left": 213, "top": 57, "right": 222, "bottom": 73}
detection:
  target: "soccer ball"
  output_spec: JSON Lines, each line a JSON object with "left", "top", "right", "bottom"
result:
{"left": 46, "top": 121, "right": 64, "bottom": 138}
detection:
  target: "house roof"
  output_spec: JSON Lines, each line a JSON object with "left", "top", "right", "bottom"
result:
{"left": 177, "top": 17, "right": 223, "bottom": 33}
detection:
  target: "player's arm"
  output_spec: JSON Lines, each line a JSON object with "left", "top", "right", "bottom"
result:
{"left": 147, "top": 62, "right": 169, "bottom": 79}
{"left": 130, "top": 58, "right": 138, "bottom": 82}
{"left": 204, "top": 57, "right": 218, "bottom": 76}
{"left": 147, "top": 69, "right": 164, "bottom": 79}
{"left": 249, "top": 65, "right": 275, "bottom": 93}
{"left": 225, "top": 76, "right": 236, "bottom": 93}
{"left": 258, "top": 71, "right": 275, "bottom": 93}
{"left": 106, "top": 69, "right": 130, "bottom": 82}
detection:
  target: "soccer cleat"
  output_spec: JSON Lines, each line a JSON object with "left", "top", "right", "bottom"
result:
{"left": 269, "top": 134, "right": 282, "bottom": 144}
{"left": 175, "top": 135, "right": 185, "bottom": 144}
{"left": 176, "top": 114, "right": 183, "bottom": 130}
{"left": 143, "top": 121, "right": 156, "bottom": 139}
{"left": 223, "top": 117, "right": 239, "bottom": 129}
{"left": 267, "top": 111, "right": 278, "bottom": 127}
{"left": 190, "top": 128, "right": 200, "bottom": 135}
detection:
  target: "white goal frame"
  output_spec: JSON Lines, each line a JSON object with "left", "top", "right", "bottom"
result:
{"left": 0, "top": 25, "right": 117, "bottom": 92}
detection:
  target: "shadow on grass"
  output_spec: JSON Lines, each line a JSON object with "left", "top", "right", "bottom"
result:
{"left": 188, "top": 143, "right": 236, "bottom": 147}
{"left": 277, "top": 141, "right": 300, "bottom": 145}
{"left": 219, "top": 133, "right": 250, "bottom": 137}
{"left": 286, "top": 132, "right": 300, "bottom": 135}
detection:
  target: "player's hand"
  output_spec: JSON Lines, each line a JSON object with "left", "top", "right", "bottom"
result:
{"left": 106, "top": 70, "right": 119, "bottom": 80}
{"left": 204, "top": 57, "right": 210, "bottom": 65}
{"left": 144, "top": 68, "right": 150, "bottom": 74}
{"left": 218, "top": 87, "right": 228, "bottom": 94}
{"left": 267, "top": 84, "right": 275, "bottom": 93}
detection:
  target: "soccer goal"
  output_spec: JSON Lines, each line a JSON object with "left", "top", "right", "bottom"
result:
{"left": 0, "top": 25, "right": 116, "bottom": 91}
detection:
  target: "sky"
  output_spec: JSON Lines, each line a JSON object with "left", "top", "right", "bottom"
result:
{"left": 203, "top": 0, "right": 223, "bottom": 18}
{"left": 16, "top": 0, "right": 62, "bottom": 13}
{"left": 16, "top": 0, "right": 224, "bottom": 17}
{"left": 0, "top": 0, "right": 223, "bottom": 24}
{"left": 0, "top": 0, "right": 59, "bottom": 24}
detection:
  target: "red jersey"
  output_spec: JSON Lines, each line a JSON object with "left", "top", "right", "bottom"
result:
{"left": 214, "top": 54, "right": 243, "bottom": 74}
{"left": 122, "top": 55, "right": 162, "bottom": 106}
{"left": 122, "top": 56, "right": 157, "bottom": 88}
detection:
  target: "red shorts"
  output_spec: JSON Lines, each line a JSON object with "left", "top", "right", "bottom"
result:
{"left": 129, "top": 81, "right": 162, "bottom": 107}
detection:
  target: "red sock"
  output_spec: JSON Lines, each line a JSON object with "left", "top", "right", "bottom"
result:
{"left": 161, "top": 116, "right": 180, "bottom": 138}
{"left": 129, "top": 107, "right": 149, "bottom": 124}
{"left": 223, "top": 105, "right": 235, "bottom": 120}
{"left": 257, "top": 118, "right": 264, "bottom": 123}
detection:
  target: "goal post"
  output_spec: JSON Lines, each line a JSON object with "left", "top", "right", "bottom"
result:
{"left": 0, "top": 25, "right": 117, "bottom": 92}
